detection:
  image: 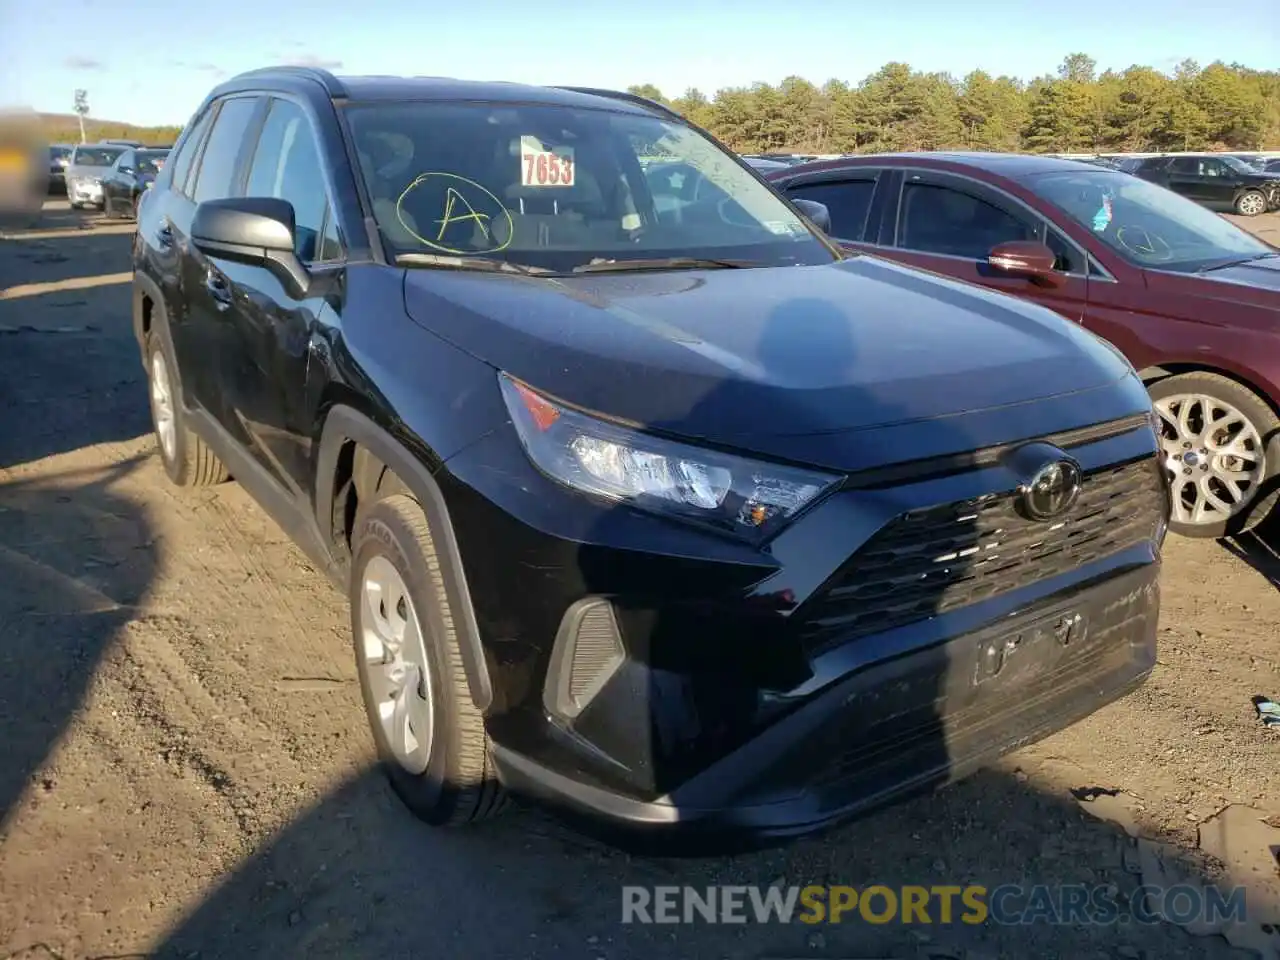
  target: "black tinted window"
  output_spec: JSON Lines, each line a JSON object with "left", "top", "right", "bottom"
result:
{"left": 786, "top": 179, "right": 876, "bottom": 240}
{"left": 191, "top": 97, "right": 260, "bottom": 203}
{"left": 898, "top": 182, "right": 1035, "bottom": 259}
{"left": 245, "top": 99, "right": 335, "bottom": 261}
{"left": 170, "top": 108, "right": 215, "bottom": 197}
{"left": 1169, "top": 157, "right": 1198, "bottom": 174}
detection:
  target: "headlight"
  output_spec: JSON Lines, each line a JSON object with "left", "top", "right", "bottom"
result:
{"left": 500, "top": 373, "right": 841, "bottom": 543}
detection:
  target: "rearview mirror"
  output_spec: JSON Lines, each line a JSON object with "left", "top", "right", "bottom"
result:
{"left": 790, "top": 198, "right": 832, "bottom": 234}
{"left": 192, "top": 197, "right": 308, "bottom": 295}
{"left": 987, "top": 240, "right": 1061, "bottom": 286}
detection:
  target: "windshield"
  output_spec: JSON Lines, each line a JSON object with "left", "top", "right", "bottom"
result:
{"left": 135, "top": 150, "right": 167, "bottom": 175}
{"left": 72, "top": 146, "right": 124, "bottom": 167}
{"left": 1028, "top": 169, "right": 1272, "bottom": 273}
{"left": 1219, "top": 155, "right": 1257, "bottom": 175}
{"left": 342, "top": 101, "right": 833, "bottom": 273}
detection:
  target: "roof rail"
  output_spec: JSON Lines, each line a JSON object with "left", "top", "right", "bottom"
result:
{"left": 551, "top": 86, "right": 683, "bottom": 121}
{"left": 229, "top": 65, "right": 346, "bottom": 98}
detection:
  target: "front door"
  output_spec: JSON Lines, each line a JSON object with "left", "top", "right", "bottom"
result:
{"left": 214, "top": 96, "right": 346, "bottom": 497}
{"left": 878, "top": 170, "right": 1089, "bottom": 323}
{"left": 174, "top": 94, "right": 266, "bottom": 423}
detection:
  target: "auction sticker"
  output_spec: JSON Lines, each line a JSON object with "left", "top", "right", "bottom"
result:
{"left": 520, "top": 136, "right": 575, "bottom": 187}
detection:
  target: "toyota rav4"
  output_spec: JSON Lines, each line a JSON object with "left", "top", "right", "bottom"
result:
{"left": 131, "top": 67, "right": 1169, "bottom": 850}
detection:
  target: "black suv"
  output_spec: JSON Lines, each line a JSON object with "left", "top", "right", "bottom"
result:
{"left": 1133, "top": 154, "right": 1280, "bottom": 216}
{"left": 132, "top": 66, "right": 1169, "bottom": 848}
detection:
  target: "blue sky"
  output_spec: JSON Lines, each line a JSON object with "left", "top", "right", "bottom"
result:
{"left": 2, "top": 0, "right": 1276, "bottom": 127}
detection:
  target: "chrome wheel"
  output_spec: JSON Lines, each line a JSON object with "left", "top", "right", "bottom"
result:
{"left": 359, "top": 555, "right": 433, "bottom": 774}
{"left": 1238, "top": 192, "right": 1266, "bottom": 216}
{"left": 150, "top": 350, "right": 176, "bottom": 461}
{"left": 1156, "top": 393, "right": 1266, "bottom": 527}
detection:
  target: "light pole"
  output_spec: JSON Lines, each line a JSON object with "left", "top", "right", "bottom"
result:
{"left": 73, "top": 89, "right": 89, "bottom": 143}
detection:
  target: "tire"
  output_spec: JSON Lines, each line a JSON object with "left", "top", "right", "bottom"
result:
{"left": 145, "top": 327, "right": 230, "bottom": 487}
{"left": 1149, "top": 371, "right": 1280, "bottom": 538}
{"left": 349, "top": 492, "right": 506, "bottom": 826}
{"left": 1234, "top": 190, "right": 1267, "bottom": 217}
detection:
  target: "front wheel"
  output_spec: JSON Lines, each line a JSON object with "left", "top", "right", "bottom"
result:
{"left": 1150, "top": 371, "right": 1280, "bottom": 538}
{"left": 349, "top": 493, "right": 506, "bottom": 826}
{"left": 1235, "top": 190, "right": 1267, "bottom": 217}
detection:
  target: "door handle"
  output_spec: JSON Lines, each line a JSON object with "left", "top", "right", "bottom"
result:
{"left": 205, "top": 271, "right": 232, "bottom": 309}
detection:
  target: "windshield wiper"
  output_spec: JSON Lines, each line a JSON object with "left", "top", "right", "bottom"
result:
{"left": 1197, "top": 252, "right": 1280, "bottom": 273}
{"left": 571, "top": 257, "right": 762, "bottom": 274}
{"left": 395, "top": 253, "right": 554, "bottom": 276}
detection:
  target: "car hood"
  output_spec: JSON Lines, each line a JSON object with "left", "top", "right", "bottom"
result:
{"left": 402, "top": 255, "right": 1138, "bottom": 471}
{"left": 1146, "top": 255, "right": 1280, "bottom": 301}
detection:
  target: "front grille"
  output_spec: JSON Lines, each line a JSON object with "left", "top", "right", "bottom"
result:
{"left": 799, "top": 457, "right": 1166, "bottom": 655}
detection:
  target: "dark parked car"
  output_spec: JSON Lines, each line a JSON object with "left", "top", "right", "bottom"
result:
{"left": 1131, "top": 154, "right": 1280, "bottom": 216}
{"left": 102, "top": 147, "right": 169, "bottom": 218}
{"left": 48, "top": 143, "right": 73, "bottom": 193}
{"left": 132, "top": 69, "right": 1166, "bottom": 849}
{"left": 66, "top": 142, "right": 127, "bottom": 209}
{"left": 767, "top": 152, "right": 1280, "bottom": 539}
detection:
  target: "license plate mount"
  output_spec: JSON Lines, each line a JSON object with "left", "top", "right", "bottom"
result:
{"left": 973, "top": 612, "right": 1086, "bottom": 688}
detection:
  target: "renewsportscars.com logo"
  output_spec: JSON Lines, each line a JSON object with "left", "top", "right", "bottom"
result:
{"left": 621, "top": 883, "right": 1248, "bottom": 927}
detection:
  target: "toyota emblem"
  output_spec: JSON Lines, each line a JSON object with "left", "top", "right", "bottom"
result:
{"left": 1018, "top": 459, "right": 1083, "bottom": 521}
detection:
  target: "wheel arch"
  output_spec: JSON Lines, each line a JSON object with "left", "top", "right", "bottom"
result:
{"left": 315, "top": 403, "right": 494, "bottom": 713}
{"left": 1137, "top": 362, "right": 1280, "bottom": 421}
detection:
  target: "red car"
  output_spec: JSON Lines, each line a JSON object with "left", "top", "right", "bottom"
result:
{"left": 767, "top": 153, "right": 1280, "bottom": 539}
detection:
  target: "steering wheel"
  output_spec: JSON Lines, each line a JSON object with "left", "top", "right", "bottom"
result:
{"left": 1115, "top": 225, "right": 1175, "bottom": 263}
{"left": 715, "top": 194, "right": 756, "bottom": 228}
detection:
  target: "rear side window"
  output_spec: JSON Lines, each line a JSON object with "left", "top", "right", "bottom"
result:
{"left": 245, "top": 98, "right": 339, "bottom": 262}
{"left": 191, "top": 97, "right": 261, "bottom": 203}
{"left": 169, "top": 107, "right": 216, "bottom": 197}
{"left": 898, "top": 182, "right": 1036, "bottom": 260}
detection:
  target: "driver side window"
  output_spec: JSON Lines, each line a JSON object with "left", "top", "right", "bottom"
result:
{"left": 897, "top": 181, "right": 1036, "bottom": 260}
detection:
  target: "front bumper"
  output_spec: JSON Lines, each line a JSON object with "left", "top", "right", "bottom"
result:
{"left": 439, "top": 413, "right": 1165, "bottom": 848}
{"left": 68, "top": 180, "right": 102, "bottom": 205}
{"left": 493, "top": 565, "right": 1157, "bottom": 850}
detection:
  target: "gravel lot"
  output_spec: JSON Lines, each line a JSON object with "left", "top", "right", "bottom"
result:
{"left": 1, "top": 201, "right": 1279, "bottom": 960}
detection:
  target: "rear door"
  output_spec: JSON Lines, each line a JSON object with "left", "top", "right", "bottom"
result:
{"left": 880, "top": 169, "right": 1089, "bottom": 322}
{"left": 1163, "top": 157, "right": 1212, "bottom": 203}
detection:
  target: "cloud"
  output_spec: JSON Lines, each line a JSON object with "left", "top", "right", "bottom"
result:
{"left": 280, "top": 53, "right": 344, "bottom": 69}
{"left": 64, "top": 55, "right": 105, "bottom": 70}
{"left": 166, "top": 59, "right": 222, "bottom": 72}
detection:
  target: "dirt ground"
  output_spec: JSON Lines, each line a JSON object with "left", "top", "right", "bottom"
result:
{"left": 1, "top": 200, "right": 1279, "bottom": 960}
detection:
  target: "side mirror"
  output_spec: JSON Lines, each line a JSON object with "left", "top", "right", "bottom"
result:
{"left": 988, "top": 240, "right": 1061, "bottom": 287}
{"left": 790, "top": 198, "right": 832, "bottom": 234}
{"left": 191, "top": 197, "right": 308, "bottom": 295}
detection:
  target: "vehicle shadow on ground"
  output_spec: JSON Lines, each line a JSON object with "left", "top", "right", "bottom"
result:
{"left": 151, "top": 290, "right": 1241, "bottom": 959}
{"left": 1220, "top": 510, "right": 1280, "bottom": 590}
{"left": 0, "top": 455, "right": 160, "bottom": 831}
{"left": 0, "top": 226, "right": 144, "bottom": 468}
